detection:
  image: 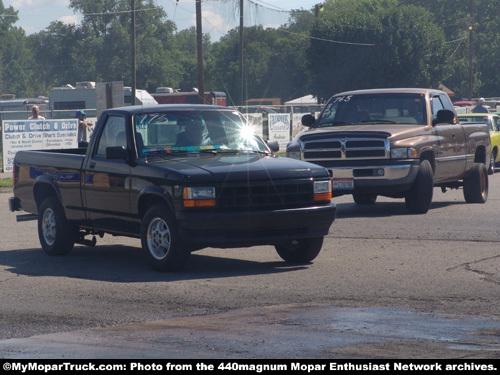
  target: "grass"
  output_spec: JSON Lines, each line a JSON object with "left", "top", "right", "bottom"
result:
{"left": 0, "top": 177, "right": 12, "bottom": 188}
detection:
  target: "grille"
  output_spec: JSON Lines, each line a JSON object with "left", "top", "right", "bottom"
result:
{"left": 217, "top": 180, "right": 314, "bottom": 211}
{"left": 302, "top": 137, "right": 389, "bottom": 161}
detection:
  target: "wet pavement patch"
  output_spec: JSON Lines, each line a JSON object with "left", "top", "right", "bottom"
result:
{"left": 1, "top": 305, "right": 500, "bottom": 358}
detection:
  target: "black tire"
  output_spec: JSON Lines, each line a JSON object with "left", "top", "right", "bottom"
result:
{"left": 37, "top": 196, "right": 75, "bottom": 255}
{"left": 405, "top": 159, "right": 434, "bottom": 214}
{"left": 275, "top": 237, "right": 324, "bottom": 263}
{"left": 141, "top": 204, "right": 190, "bottom": 272}
{"left": 488, "top": 152, "right": 495, "bottom": 175}
{"left": 463, "top": 163, "right": 488, "bottom": 203}
{"left": 353, "top": 193, "right": 377, "bottom": 205}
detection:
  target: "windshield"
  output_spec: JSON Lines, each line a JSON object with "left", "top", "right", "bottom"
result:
{"left": 317, "top": 93, "right": 427, "bottom": 126}
{"left": 133, "top": 109, "right": 269, "bottom": 156}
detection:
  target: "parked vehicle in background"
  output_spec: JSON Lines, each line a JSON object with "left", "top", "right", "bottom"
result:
{"left": 152, "top": 88, "right": 227, "bottom": 106}
{"left": 0, "top": 97, "right": 49, "bottom": 121}
{"left": 9, "top": 104, "right": 336, "bottom": 271}
{"left": 287, "top": 88, "right": 491, "bottom": 214}
{"left": 453, "top": 100, "right": 476, "bottom": 107}
{"left": 457, "top": 113, "right": 500, "bottom": 174}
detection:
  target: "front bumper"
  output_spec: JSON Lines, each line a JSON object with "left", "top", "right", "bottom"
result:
{"left": 176, "top": 203, "right": 337, "bottom": 248}
{"left": 329, "top": 159, "right": 421, "bottom": 195}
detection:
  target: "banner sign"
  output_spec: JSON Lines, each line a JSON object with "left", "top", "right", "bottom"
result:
{"left": 268, "top": 113, "right": 290, "bottom": 150}
{"left": 2, "top": 119, "right": 78, "bottom": 172}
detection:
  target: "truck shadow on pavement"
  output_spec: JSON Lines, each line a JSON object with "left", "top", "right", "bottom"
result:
{"left": 335, "top": 200, "right": 466, "bottom": 218}
{"left": 0, "top": 245, "right": 308, "bottom": 282}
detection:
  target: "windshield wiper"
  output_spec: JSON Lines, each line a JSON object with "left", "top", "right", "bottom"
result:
{"left": 361, "top": 119, "right": 397, "bottom": 124}
{"left": 319, "top": 121, "right": 349, "bottom": 126}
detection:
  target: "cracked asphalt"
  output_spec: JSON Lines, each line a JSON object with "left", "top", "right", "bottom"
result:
{"left": 0, "top": 171, "right": 499, "bottom": 358}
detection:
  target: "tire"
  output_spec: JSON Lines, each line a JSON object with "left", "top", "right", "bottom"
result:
{"left": 141, "top": 204, "right": 190, "bottom": 272}
{"left": 37, "top": 196, "right": 75, "bottom": 255}
{"left": 405, "top": 159, "right": 434, "bottom": 214}
{"left": 463, "top": 163, "right": 488, "bottom": 203}
{"left": 488, "top": 152, "right": 495, "bottom": 175}
{"left": 275, "top": 237, "right": 324, "bottom": 263}
{"left": 353, "top": 193, "right": 377, "bottom": 205}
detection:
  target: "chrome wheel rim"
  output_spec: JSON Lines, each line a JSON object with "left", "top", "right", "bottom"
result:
{"left": 42, "top": 208, "right": 56, "bottom": 246}
{"left": 147, "top": 217, "right": 171, "bottom": 260}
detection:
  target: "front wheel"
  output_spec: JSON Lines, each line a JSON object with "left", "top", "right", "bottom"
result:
{"left": 141, "top": 204, "right": 190, "bottom": 272}
{"left": 275, "top": 237, "right": 324, "bottom": 263}
{"left": 37, "top": 197, "right": 75, "bottom": 255}
{"left": 405, "top": 159, "right": 434, "bottom": 214}
{"left": 463, "top": 163, "right": 488, "bottom": 203}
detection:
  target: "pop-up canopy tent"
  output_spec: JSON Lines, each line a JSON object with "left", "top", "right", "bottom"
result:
{"left": 284, "top": 95, "right": 318, "bottom": 105}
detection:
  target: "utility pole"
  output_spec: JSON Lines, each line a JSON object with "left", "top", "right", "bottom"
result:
{"left": 239, "top": 0, "right": 244, "bottom": 105}
{"left": 131, "top": 0, "right": 137, "bottom": 105}
{"left": 468, "top": 0, "right": 474, "bottom": 100}
{"left": 196, "top": 0, "right": 205, "bottom": 104}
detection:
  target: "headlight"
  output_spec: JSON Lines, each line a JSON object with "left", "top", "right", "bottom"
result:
{"left": 391, "top": 147, "right": 417, "bottom": 159}
{"left": 313, "top": 180, "right": 332, "bottom": 202}
{"left": 286, "top": 144, "right": 301, "bottom": 159}
{"left": 286, "top": 150, "right": 301, "bottom": 159}
{"left": 183, "top": 187, "right": 216, "bottom": 207}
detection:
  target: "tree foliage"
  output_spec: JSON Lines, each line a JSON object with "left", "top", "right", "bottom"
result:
{"left": 307, "top": 0, "right": 449, "bottom": 101}
{"left": 1, "top": 0, "right": 500, "bottom": 103}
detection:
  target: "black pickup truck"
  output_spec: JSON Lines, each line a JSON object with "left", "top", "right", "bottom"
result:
{"left": 9, "top": 105, "right": 336, "bottom": 271}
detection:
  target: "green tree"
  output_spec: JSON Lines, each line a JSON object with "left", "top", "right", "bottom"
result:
{"left": 399, "top": 0, "right": 500, "bottom": 99}
{"left": 27, "top": 0, "right": 179, "bottom": 91}
{"left": 209, "top": 10, "right": 315, "bottom": 106}
{"left": 0, "top": 2, "right": 36, "bottom": 97}
{"left": 307, "top": 0, "right": 449, "bottom": 101}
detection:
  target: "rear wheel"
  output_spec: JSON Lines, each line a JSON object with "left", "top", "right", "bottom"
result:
{"left": 405, "top": 159, "right": 434, "bottom": 214}
{"left": 275, "top": 237, "right": 324, "bottom": 263}
{"left": 141, "top": 204, "right": 190, "bottom": 272}
{"left": 463, "top": 163, "right": 488, "bottom": 203}
{"left": 37, "top": 197, "right": 75, "bottom": 255}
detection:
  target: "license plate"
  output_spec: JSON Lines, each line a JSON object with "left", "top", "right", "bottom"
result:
{"left": 333, "top": 178, "right": 354, "bottom": 190}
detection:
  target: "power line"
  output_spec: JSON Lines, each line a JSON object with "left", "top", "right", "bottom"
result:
{"left": 279, "top": 29, "right": 376, "bottom": 46}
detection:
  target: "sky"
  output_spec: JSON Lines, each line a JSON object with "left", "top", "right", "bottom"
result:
{"left": 3, "top": 0, "right": 321, "bottom": 41}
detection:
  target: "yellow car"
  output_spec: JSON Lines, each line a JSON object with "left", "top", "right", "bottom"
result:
{"left": 458, "top": 113, "right": 500, "bottom": 174}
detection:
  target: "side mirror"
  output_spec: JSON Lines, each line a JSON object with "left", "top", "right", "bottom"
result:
{"left": 266, "top": 140, "right": 279, "bottom": 152}
{"left": 106, "top": 146, "right": 129, "bottom": 160}
{"left": 302, "top": 114, "right": 316, "bottom": 127}
{"left": 434, "top": 109, "right": 456, "bottom": 125}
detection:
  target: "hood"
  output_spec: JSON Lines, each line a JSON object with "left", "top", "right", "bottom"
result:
{"left": 299, "top": 124, "right": 432, "bottom": 142}
{"left": 146, "top": 153, "right": 329, "bottom": 183}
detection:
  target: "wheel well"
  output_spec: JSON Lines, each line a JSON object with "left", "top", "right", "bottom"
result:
{"left": 420, "top": 152, "right": 435, "bottom": 173}
{"left": 138, "top": 194, "right": 173, "bottom": 219}
{"left": 34, "top": 183, "right": 59, "bottom": 209}
{"left": 474, "top": 145, "right": 487, "bottom": 164}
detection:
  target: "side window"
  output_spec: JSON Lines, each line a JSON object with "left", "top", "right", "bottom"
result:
{"left": 95, "top": 115, "right": 127, "bottom": 157}
{"left": 439, "top": 94, "right": 455, "bottom": 111}
{"left": 431, "top": 96, "right": 445, "bottom": 120}
{"left": 432, "top": 96, "right": 444, "bottom": 118}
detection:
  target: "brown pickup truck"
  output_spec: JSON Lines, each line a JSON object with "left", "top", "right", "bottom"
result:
{"left": 286, "top": 88, "right": 491, "bottom": 214}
